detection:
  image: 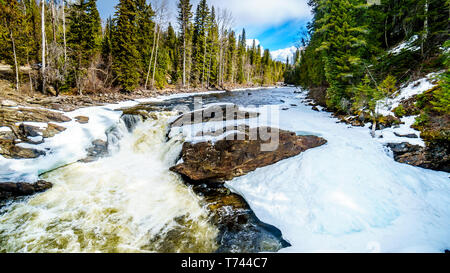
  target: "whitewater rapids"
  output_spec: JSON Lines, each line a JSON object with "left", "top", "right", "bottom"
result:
{"left": 0, "top": 113, "right": 218, "bottom": 253}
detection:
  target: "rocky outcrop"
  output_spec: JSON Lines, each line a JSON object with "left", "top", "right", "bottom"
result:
{"left": 170, "top": 104, "right": 260, "bottom": 128}
{"left": 387, "top": 142, "right": 450, "bottom": 172}
{"left": 79, "top": 139, "right": 109, "bottom": 163}
{"left": 191, "top": 183, "right": 290, "bottom": 253}
{"left": 171, "top": 128, "right": 327, "bottom": 182}
{"left": 0, "top": 180, "right": 53, "bottom": 201}
{"left": 75, "top": 116, "right": 89, "bottom": 124}
{"left": 0, "top": 107, "right": 70, "bottom": 159}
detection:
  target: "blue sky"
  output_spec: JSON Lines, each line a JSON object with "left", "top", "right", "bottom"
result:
{"left": 96, "top": 0, "right": 312, "bottom": 52}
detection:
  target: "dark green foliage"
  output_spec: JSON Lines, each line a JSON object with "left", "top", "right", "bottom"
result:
{"left": 286, "top": 0, "right": 449, "bottom": 113}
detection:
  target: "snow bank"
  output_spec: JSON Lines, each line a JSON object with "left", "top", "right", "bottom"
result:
{"left": 375, "top": 73, "right": 439, "bottom": 146}
{"left": 226, "top": 91, "right": 450, "bottom": 253}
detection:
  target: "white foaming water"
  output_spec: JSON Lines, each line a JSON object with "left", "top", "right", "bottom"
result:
{"left": 0, "top": 112, "right": 218, "bottom": 253}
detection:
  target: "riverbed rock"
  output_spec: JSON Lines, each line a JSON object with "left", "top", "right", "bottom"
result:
{"left": 171, "top": 128, "right": 327, "bottom": 182}
{"left": 387, "top": 142, "right": 450, "bottom": 172}
{"left": 170, "top": 104, "right": 260, "bottom": 128}
{"left": 79, "top": 139, "right": 109, "bottom": 163}
{"left": 1, "top": 100, "right": 18, "bottom": 107}
{"left": 0, "top": 139, "right": 46, "bottom": 159}
{"left": 42, "top": 123, "right": 66, "bottom": 138}
{"left": 394, "top": 132, "right": 419, "bottom": 139}
{"left": 191, "top": 183, "right": 290, "bottom": 253}
{"left": 0, "top": 180, "right": 53, "bottom": 201}
{"left": 75, "top": 116, "right": 89, "bottom": 124}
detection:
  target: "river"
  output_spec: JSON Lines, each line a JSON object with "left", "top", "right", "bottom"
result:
{"left": 1, "top": 87, "right": 449, "bottom": 253}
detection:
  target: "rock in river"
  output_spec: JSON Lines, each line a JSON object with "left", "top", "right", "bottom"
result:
{"left": 170, "top": 128, "right": 327, "bottom": 182}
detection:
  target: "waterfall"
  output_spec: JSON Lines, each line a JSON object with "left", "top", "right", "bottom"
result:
{"left": 0, "top": 112, "right": 218, "bottom": 253}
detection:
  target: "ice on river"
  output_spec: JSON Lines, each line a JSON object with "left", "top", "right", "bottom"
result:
{"left": 226, "top": 91, "right": 450, "bottom": 253}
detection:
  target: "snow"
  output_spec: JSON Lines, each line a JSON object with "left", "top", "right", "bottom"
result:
{"left": 0, "top": 90, "right": 228, "bottom": 183}
{"left": 0, "top": 127, "right": 12, "bottom": 132}
{"left": 389, "top": 35, "right": 420, "bottom": 55}
{"left": 225, "top": 90, "right": 450, "bottom": 253}
{"left": 375, "top": 73, "right": 439, "bottom": 146}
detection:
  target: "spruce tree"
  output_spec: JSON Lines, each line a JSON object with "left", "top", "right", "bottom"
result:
{"left": 112, "top": 0, "right": 140, "bottom": 92}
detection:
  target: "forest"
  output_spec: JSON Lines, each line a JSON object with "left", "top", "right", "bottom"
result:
{"left": 285, "top": 0, "right": 449, "bottom": 116}
{"left": 0, "top": 0, "right": 286, "bottom": 95}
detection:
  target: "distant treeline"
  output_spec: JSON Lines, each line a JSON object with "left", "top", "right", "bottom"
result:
{"left": 0, "top": 0, "right": 286, "bottom": 95}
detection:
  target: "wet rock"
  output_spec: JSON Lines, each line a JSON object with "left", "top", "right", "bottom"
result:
{"left": 191, "top": 183, "right": 290, "bottom": 253}
{"left": 79, "top": 139, "right": 109, "bottom": 163}
{"left": 0, "top": 139, "right": 46, "bottom": 159}
{"left": 387, "top": 142, "right": 449, "bottom": 172}
{"left": 18, "top": 123, "right": 41, "bottom": 138}
{"left": 42, "top": 123, "right": 66, "bottom": 138}
{"left": 0, "top": 180, "right": 52, "bottom": 201}
{"left": 75, "top": 116, "right": 89, "bottom": 124}
{"left": 171, "top": 128, "right": 327, "bottom": 182}
{"left": 171, "top": 104, "right": 260, "bottom": 128}
{"left": 377, "top": 115, "right": 402, "bottom": 130}
{"left": 312, "top": 106, "right": 320, "bottom": 112}
{"left": 1, "top": 100, "right": 18, "bottom": 107}
{"left": 394, "top": 132, "right": 419, "bottom": 139}
{"left": 0, "top": 107, "right": 71, "bottom": 125}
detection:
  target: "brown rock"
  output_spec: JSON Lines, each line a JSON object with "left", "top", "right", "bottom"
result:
{"left": 0, "top": 139, "right": 46, "bottom": 159}
{"left": 170, "top": 128, "right": 327, "bottom": 182}
{"left": 42, "top": 123, "right": 66, "bottom": 138}
{"left": 0, "top": 180, "right": 53, "bottom": 201}
{"left": 75, "top": 116, "right": 89, "bottom": 124}
{"left": 191, "top": 184, "right": 290, "bottom": 253}
{"left": 387, "top": 142, "right": 450, "bottom": 172}
{"left": 171, "top": 104, "right": 260, "bottom": 128}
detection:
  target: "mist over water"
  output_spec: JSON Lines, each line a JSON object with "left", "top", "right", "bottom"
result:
{"left": 0, "top": 112, "right": 218, "bottom": 253}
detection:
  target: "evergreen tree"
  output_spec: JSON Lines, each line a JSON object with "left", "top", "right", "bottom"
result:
{"left": 192, "top": 0, "right": 209, "bottom": 86}
{"left": 67, "top": 0, "right": 102, "bottom": 94}
{"left": 112, "top": 0, "right": 140, "bottom": 92}
{"left": 177, "top": 0, "right": 193, "bottom": 88}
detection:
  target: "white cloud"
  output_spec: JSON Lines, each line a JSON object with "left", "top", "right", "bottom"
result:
{"left": 169, "top": 0, "right": 312, "bottom": 29}
{"left": 204, "top": 0, "right": 312, "bottom": 28}
{"left": 270, "top": 46, "right": 300, "bottom": 63}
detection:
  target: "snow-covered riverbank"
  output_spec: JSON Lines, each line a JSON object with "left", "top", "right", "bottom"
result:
{"left": 226, "top": 90, "right": 450, "bottom": 253}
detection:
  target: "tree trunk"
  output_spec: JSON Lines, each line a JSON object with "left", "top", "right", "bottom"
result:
{"left": 41, "top": 0, "right": 46, "bottom": 94}
{"left": 202, "top": 33, "right": 207, "bottom": 88}
{"left": 151, "top": 25, "right": 161, "bottom": 89}
{"left": 10, "top": 30, "right": 20, "bottom": 91}
{"left": 145, "top": 22, "right": 158, "bottom": 90}
{"left": 422, "top": 0, "right": 428, "bottom": 56}
{"left": 183, "top": 25, "right": 187, "bottom": 88}
{"left": 51, "top": 0, "right": 56, "bottom": 43}
{"left": 62, "top": 0, "right": 67, "bottom": 64}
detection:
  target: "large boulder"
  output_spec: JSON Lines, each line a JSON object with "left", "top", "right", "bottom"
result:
{"left": 192, "top": 183, "right": 290, "bottom": 253}
{"left": 170, "top": 128, "right": 327, "bottom": 182}
{"left": 0, "top": 180, "right": 53, "bottom": 201}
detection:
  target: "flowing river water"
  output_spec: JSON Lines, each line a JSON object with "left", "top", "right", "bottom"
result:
{"left": 1, "top": 87, "right": 449, "bottom": 253}
{"left": 0, "top": 88, "right": 289, "bottom": 253}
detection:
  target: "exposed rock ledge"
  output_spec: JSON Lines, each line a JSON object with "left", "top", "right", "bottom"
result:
{"left": 170, "top": 128, "right": 327, "bottom": 182}
{"left": 387, "top": 142, "right": 450, "bottom": 172}
{"left": 0, "top": 181, "right": 53, "bottom": 202}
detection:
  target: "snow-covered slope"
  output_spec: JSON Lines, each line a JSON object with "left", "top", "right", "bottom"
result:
{"left": 226, "top": 90, "right": 450, "bottom": 253}
{"left": 376, "top": 72, "right": 439, "bottom": 146}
